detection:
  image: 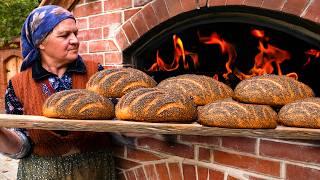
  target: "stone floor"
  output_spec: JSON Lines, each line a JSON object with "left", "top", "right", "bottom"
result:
{"left": 0, "top": 154, "right": 18, "bottom": 180}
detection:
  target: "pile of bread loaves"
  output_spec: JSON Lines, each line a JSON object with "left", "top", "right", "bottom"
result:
{"left": 43, "top": 68, "right": 320, "bottom": 129}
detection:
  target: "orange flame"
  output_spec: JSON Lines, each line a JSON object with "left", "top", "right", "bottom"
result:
{"left": 199, "top": 32, "right": 237, "bottom": 79}
{"left": 234, "top": 29, "right": 291, "bottom": 79}
{"left": 304, "top": 49, "right": 320, "bottom": 67}
{"left": 148, "top": 35, "right": 199, "bottom": 72}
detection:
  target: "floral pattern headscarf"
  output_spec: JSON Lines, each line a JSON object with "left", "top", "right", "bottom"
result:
{"left": 20, "top": 5, "right": 75, "bottom": 71}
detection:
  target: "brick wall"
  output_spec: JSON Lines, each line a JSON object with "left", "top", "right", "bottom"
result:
{"left": 72, "top": 0, "right": 320, "bottom": 179}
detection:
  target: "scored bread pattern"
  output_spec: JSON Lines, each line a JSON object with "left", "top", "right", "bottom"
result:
{"left": 86, "top": 68, "right": 157, "bottom": 98}
{"left": 157, "top": 74, "right": 233, "bottom": 105}
{"left": 234, "top": 74, "right": 314, "bottom": 106}
{"left": 116, "top": 88, "right": 197, "bottom": 122}
{"left": 198, "top": 98, "right": 277, "bottom": 128}
{"left": 43, "top": 89, "right": 114, "bottom": 119}
{"left": 278, "top": 98, "right": 320, "bottom": 128}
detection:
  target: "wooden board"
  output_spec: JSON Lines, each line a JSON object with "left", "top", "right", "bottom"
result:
{"left": 0, "top": 114, "right": 320, "bottom": 140}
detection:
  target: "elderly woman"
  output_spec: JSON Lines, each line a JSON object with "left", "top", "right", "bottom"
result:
{"left": 0, "top": 5, "right": 115, "bottom": 180}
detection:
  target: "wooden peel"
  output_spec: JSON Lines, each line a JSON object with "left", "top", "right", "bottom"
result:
{"left": 0, "top": 114, "right": 319, "bottom": 140}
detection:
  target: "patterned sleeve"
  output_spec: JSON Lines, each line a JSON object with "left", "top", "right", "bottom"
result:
{"left": 3, "top": 80, "right": 32, "bottom": 159}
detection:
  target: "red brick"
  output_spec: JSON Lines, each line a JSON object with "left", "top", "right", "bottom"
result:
{"left": 78, "top": 30, "right": 89, "bottom": 41}
{"left": 89, "top": 40, "right": 118, "bottom": 52}
{"left": 228, "top": 175, "right": 240, "bottom": 180}
{"left": 180, "top": 0, "right": 197, "bottom": 12}
{"left": 168, "top": 163, "right": 183, "bottom": 180}
{"left": 286, "top": 164, "right": 320, "bottom": 180}
{"left": 221, "top": 137, "right": 256, "bottom": 154}
{"left": 124, "top": 8, "right": 141, "bottom": 21}
{"left": 197, "top": 166, "right": 209, "bottom": 180}
{"left": 104, "top": 52, "right": 123, "bottom": 64}
{"left": 261, "top": 0, "right": 285, "bottom": 11}
{"left": 89, "top": 13, "right": 122, "bottom": 28}
{"left": 282, "top": 0, "right": 309, "bottom": 16}
{"left": 135, "top": 167, "right": 147, "bottom": 180}
{"left": 76, "top": 18, "right": 87, "bottom": 30}
{"left": 125, "top": 170, "right": 137, "bottom": 180}
{"left": 214, "top": 150, "right": 280, "bottom": 177}
{"left": 127, "top": 148, "right": 163, "bottom": 161}
{"left": 208, "top": 0, "right": 226, "bottom": 6}
{"left": 137, "top": 137, "right": 194, "bottom": 159}
{"left": 183, "top": 164, "right": 196, "bottom": 180}
{"left": 78, "top": 42, "right": 88, "bottom": 54}
{"left": 141, "top": 4, "right": 159, "bottom": 30}
{"left": 243, "top": 0, "right": 263, "bottom": 7}
{"left": 144, "top": 164, "right": 158, "bottom": 179}
{"left": 131, "top": 12, "right": 149, "bottom": 36}
{"left": 155, "top": 163, "right": 170, "bottom": 180}
{"left": 151, "top": 0, "right": 170, "bottom": 22}
{"left": 104, "top": 0, "right": 132, "bottom": 11}
{"left": 209, "top": 169, "right": 224, "bottom": 180}
{"left": 260, "top": 140, "right": 320, "bottom": 164}
{"left": 80, "top": 54, "right": 104, "bottom": 64}
{"left": 248, "top": 176, "right": 268, "bottom": 180}
{"left": 226, "top": 0, "right": 244, "bottom": 5}
{"left": 302, "top": 0, "right": 320, "bottom": 23}
{"left": 117, "top": 172, "right": 126, "bottom": 180}
{"left": 164, "top": 0, "right": 184, "bottom": 17}
{"left": 180, "top": 135, "right": 220, "bottom": 146}
{"left": 73, "top": 1, "right": 102, "bottom": 17}
{"left": 115, "top": 29, "right": 130, "bottom": 51}
{"left": 122, "top": 21, "right": 139, "bottom": 44}
{"left": 199, "top": 147, "right": 211, "bottom": 162}
{"left": 198, "top": 0, "right": 207, "bottom": 7}
{"left": 115, "top": 157, "right": 141, "bottom": 170}
{"left": 134, "top": 0, "right": 153, "bottom": 6}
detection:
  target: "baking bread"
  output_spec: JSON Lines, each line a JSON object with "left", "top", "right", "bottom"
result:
{"left": 198, "top": 98, "right": 277, "bottom": 128}
{"left": 43, "top": 89, "right": 114, "bottom": 119}
{"left": 86, "top": 68, "right": 157, "bottom": 98}
{"left": 115, "top": 88, "right": 197, "bottom": 122}
{"left": 278, "top": 98, "right": 320, "bottom": 128}
{"left": 234, "top": 74, "right": 314, "bottom": 106}
{"left": 157, "top": 74, "right": 233, "bottom": 106}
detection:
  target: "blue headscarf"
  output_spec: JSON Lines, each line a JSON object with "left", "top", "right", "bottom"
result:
{"left": 20, "top": 5, "right": 75, "bottom": 71}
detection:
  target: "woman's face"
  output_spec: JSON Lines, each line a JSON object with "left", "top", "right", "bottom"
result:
{"left": 39, "top": 18, "right": 79, "bottom": 66}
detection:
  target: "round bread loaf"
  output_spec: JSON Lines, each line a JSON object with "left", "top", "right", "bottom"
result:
{"left": 198, "top": 98, "right": 277, "bottom": 128}
{"left": 234, "top": 74, "right": 314, "bottom": 106}
{"left": 157, "top": 74, "right": 233, "bottom": 106}
{"left": 86, "top": 68, "right": 157, "bottom": 98}
{"left": 115, "top": 88, "right": 197, "bottom": 122}
{"left": 278, "top": 98, "right": 320, "bottom": 128}
{"left": 43, "top": 89, "right": 115, "bottom": 119}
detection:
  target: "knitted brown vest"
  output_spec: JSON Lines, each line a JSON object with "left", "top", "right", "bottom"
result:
{"left": 11, "top": 60, "right": 111, "bottom": 156}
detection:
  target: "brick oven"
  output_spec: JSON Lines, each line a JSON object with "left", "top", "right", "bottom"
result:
{"left": 0, "top": 0, "right": 318, "bottom": 179}
{"left": 71, "top": 0, "right": 320, "bottom": 179}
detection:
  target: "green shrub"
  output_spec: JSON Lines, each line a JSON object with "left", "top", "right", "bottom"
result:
{"left": 0, "top": 0, "right": 39, "bottom": 47}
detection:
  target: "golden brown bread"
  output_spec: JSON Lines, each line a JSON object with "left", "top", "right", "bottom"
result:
{"left": 115, "top": 88, "right": 197, "bottom": 122}
{"left": 198, "top": 98, "right": 277, "bottom": 128}
{"left": 234, "top": 74, "right": 314, "bottom": 106}
{"left": 157, "top": 74, "right": 233, "bottom": 106}
{"left": 86, "top": 68, "right": 157, "bottom": 98}
{"left": 278, "top": 98, "right": 320, "bottom": 128}
{"left": 43, "top": 89, "right": 114, "bottom": 119}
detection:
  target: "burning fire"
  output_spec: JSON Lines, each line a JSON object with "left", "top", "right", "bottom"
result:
{"left": 148, "top": 35, "right": 199, "bottom": 72}
{"left": 304, "top": 49, "right": 320, "bottom": 67}
{"left": 198, "top": 32, "right": 237, "bottom": 80}
{"left": 148, "top": 29, "right": 320, "bottom": 81}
